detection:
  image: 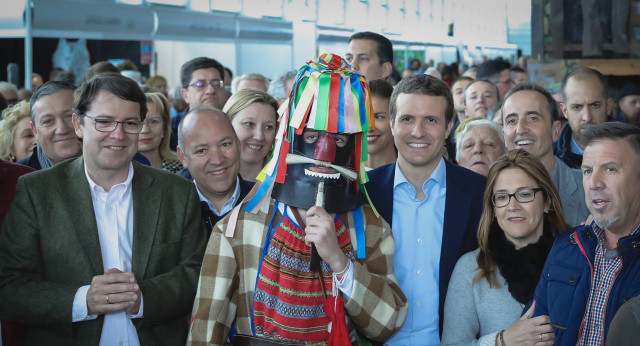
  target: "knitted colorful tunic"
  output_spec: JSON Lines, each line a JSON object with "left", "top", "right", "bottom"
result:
{"left": 252, "top": 206, "right": 356, "bottom": 342}
{"left": 187, "top": 199, "right": 407, "bottom": 346}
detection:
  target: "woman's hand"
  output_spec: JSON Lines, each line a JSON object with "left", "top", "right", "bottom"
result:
{"left": 502, "top": 301, "right": 555, "bottom": 346}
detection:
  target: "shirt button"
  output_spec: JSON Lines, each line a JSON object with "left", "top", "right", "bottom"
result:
{"left": 413, "top": 333, "right": 418, "bottom": 337}
{"left": 417, "top": 238, "right": 422, "bottom": 243}
{"left": 416, "top": 269, "right": 421, "bottom": 275}
{"left": 416, "top": 301, "right": 421, "bottom": 307}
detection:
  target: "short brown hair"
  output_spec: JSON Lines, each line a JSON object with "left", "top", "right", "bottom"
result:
{"left": 74, "top": 73, "right": 147, "bottom": 123}
{"left": 389, "top": 74, "right": 454, "bottom": 124}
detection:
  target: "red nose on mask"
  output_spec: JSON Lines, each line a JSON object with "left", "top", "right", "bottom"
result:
{"left": 314, "top": 133, "right": 336, "bottom": 162}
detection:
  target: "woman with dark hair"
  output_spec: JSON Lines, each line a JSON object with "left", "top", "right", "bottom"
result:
{"left": 442, "top": 149, "right": 568, "bottom": 346}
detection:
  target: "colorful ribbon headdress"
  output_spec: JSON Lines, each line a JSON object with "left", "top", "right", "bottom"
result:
{"left": 242, "top": 53, "right": 377, "bottom": 215}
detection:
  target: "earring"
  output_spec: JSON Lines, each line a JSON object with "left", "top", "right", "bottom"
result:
{"left": 9, "top": 153, "right": 16, "bottom": 162}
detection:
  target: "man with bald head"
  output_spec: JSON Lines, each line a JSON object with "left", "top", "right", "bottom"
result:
{"left": 555, "top": 67, "right": 613, "bottom": 169}
{"left": 177, "top": 106, "right": 253, "bottom": 232}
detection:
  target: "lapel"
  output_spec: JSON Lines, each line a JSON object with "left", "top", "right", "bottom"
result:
{"left": 440, "top": 162, "right": 473, "bottom": 278}
{"left": 64, "top": 157, "right": 104, "bottom": 275}
{"left": 365, "top": 163, "right": 395, "bottom": 226}
{"left": 555, "top": 158, "right": 580, "bottom": 215}
{"left": 131, "top": 163, "right": 162, "bottom": 279}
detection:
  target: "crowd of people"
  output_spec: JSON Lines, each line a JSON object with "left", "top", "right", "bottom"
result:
{"left": 0, "top": 30, "right": 639, "bottom": 346}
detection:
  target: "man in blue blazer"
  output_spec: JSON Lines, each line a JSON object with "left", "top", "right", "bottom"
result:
{"left": 0, "top": 74, "right": 207, "bottom": 345}
{"left": 366, "top": 74, "right": 485, "bottom": 345}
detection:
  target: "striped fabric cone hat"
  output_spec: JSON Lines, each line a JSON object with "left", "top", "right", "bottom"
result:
{"left": 242, "top": 53, "right": 378, "bottom": 215}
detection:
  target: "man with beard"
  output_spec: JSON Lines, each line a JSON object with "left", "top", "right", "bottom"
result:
{"left": 530, "top": 122, "right": 640, "bottom": 345}
{"left": 188, "top": 54, "right": 407, "bottom": 345}
{"left": 555, "top": 67, "right": 613, "bottom": 169}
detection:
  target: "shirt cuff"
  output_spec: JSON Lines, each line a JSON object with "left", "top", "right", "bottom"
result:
{"left": 126, "top": 293, "right": 144, "bottom": 319}
{"left": 480, "top": 331, "right": 499, "bottom": 346}
{"left": 335, "top": 261, "right": 354, "bottom": 300}
{"left": 72, "top": 285, "right": 98, "bottom": 322}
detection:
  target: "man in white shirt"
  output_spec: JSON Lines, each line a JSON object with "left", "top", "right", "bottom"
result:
{"left": 0, "top": 74, "right": 207, "bottom": 345}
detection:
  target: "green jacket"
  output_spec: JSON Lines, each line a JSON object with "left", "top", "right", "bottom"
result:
{"left": 0, "top": 157, "right": 207, "bottom": 345}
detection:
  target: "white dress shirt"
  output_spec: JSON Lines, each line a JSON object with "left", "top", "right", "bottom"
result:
{"left": 71, "top": 163, "right": 143, "bottom": 346}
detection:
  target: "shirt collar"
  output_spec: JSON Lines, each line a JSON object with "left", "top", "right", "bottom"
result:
{"left": 393, "top": 157, "right": 447, "bottom": 191}
{"left": 571, "top": 136, "right": 584, "bottom": 155}
{"left": 84, "top": 162, "right": 134, "bottom": 196}
{"left": 590, "top": 220, "right": 640, "bottom": 245}
{"left": 195, "top": 176, "right": 241, "bottom": 214}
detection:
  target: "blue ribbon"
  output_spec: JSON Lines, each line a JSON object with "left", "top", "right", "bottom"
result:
{"left": 353, "top": 206, "right": 366, "bottom": 259}
{"left": 337, "top": 76, "right": 345, "bottom": 133}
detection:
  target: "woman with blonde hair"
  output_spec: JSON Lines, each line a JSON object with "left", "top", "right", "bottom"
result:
{"left": 223, "top": 88, "right": 278, "bottom": 181}
{"left": 442, "top": 149, "right": 568, "bottom": 346}
{"left": 0, "top": 100, "right": 37, "bottom": 162}
{"left": 138, "top": 91, "right": 182, "bottom": 173}
{"left": 145, "top": 75, "right": 168, "bottom": 97}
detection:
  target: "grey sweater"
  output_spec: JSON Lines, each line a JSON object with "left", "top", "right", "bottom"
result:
{"left": 441, "top": 249, "right": 524, "bottom": 346}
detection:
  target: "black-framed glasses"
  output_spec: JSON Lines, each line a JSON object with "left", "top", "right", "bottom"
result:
{"left": 491, "top": 187, "right": 543, "bottom": 208}
{"left": 189, "top": 79, "right": 224, "bottom": 89}
{"left": 82, "top": 114, "right": 143, "bottom": 134}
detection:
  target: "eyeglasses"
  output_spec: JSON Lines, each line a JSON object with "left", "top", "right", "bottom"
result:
{"left": 491, "top": 187, "right": 543, "bottom": 208}
{"left": 83, "top": 114, "right": 143, "bottom": 134}
{"left": 188, "top": 79, "right": 224, "bottom": 89}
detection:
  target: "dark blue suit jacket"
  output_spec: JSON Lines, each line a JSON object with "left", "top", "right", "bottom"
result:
{"left": 365, "top": 160, "right": 486, "bottom": 335}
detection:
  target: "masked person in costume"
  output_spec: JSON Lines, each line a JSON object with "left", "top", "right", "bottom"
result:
{"left": 188, "top": 54, "right": 408, "bottom": 346}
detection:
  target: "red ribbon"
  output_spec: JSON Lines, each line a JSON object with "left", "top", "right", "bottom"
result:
{"left": 323, "top": 296, "right": 350, "bottom": 346}
{"left": 327, "top": 74, "right": 341, "bottom": 133}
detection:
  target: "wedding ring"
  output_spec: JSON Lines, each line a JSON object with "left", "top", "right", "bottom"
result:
{"left": 539, "top": 333, "right": 543, "bottom": 341}
{"left": 106, "top": 295, "right": 110, "bottom": 303}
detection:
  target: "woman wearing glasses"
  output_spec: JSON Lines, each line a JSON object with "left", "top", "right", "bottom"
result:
{"left": 223, "top": 88, "right": 278, "bottom": 182}
{"left": 442, "top": 149, "right": 568, "bottom": 346}
{"left": 138, "top": 91, "right": 182, "bottom": 173}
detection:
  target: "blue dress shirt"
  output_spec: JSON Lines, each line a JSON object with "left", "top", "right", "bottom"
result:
{"left": 570, "top": 136, "right": 584, "bottom": 155}
{"left": 386, "top": 158, "right": 447, "bottom": 346}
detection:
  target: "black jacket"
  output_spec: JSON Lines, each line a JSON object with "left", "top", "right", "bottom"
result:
{"left": 554, "top": 124, "right": 582, "bottom": 169}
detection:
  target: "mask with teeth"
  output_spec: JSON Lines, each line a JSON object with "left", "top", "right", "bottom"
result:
{"left": 272, "top": 128, "right": 363, "bottom": 213}
{"left": 243, "top": 53, "right": 376, "bottom": 215}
